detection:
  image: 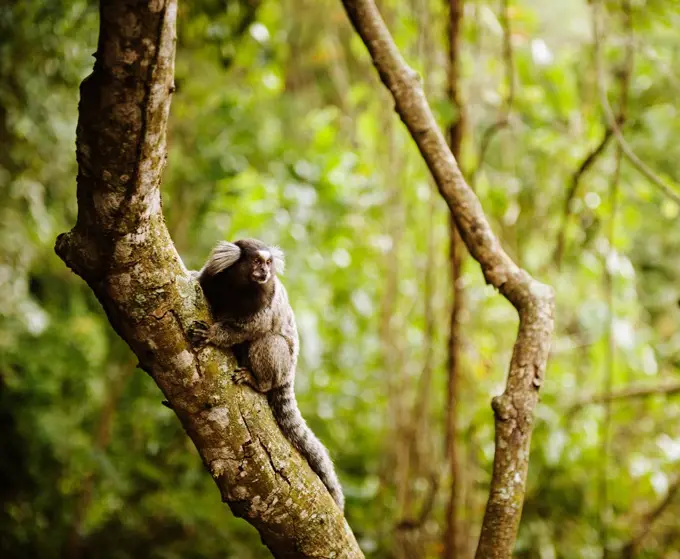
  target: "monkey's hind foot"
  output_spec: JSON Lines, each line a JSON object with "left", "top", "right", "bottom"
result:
{"left": 232, "top": 368, "right": 259, "bottom": 390}
{"left": 188, "top": 320, "right": 210, "bottom": 347}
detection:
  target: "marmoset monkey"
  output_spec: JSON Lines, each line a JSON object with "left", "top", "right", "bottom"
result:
{"left": 189, "top": 239, "right": 344, "bottom": 510}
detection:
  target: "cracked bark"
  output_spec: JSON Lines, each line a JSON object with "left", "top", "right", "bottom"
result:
{"left": 54, "top": 1, "right": 362, "bottom": 557}
{"left": 339, "top": 1, "right": 555, "bottom": 557}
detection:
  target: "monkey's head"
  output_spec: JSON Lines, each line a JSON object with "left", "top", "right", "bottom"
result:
{"left": 202, "top": 238, "right": 285, "bottom": 286}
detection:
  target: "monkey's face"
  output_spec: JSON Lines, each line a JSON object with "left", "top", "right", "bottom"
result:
{"left": 247, "top": 249, "right": 273, "bottom": 284}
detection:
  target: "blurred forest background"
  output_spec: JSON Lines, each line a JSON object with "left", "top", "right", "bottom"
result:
{"left": 1, "top": 0, "right": 680, "bottom": 557}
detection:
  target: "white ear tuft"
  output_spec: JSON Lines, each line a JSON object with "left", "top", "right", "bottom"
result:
{"left": 202, "top": 241, "right": 242, "bottom": 276}
{"left": 270, "top": 246, "right": 285, "bottom": 275}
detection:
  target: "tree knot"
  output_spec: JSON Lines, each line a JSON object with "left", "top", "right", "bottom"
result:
{"left": 491, "top": 394, "right": 517, "bottom": 421}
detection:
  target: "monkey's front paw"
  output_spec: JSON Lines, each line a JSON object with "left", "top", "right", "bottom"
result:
{"left": 232, "top": 368, "right": 257, "bottom": 388}
{"left": 188, "top": 320, "right": 211, "bottom": 347}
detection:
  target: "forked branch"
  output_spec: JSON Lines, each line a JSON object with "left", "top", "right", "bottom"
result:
{"left": 339, "top": 0, "right": 555, "bottom": 557}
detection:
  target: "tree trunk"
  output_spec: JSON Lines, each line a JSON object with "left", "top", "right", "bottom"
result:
{"left": 55, "top": 1, "right": 362, "bottom": 557}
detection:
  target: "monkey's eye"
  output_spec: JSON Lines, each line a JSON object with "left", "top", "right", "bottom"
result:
{"left": 266, "top": 258, "right": 272, "bottom": 265}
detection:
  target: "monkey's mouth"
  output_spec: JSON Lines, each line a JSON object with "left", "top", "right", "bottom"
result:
{"left": 252, "top": 272, "right": 270, "bottom": 284}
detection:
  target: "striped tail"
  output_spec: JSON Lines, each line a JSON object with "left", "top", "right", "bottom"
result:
{"left": 268, "top": 384, "right": 345, "bottom": 510}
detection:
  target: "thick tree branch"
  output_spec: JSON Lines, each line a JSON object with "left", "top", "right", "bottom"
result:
{"left": 339, "top": 1, "right": 555, "bottom": 557}
{"left": 54, "top": 1, "right": 361, "bottom": 557}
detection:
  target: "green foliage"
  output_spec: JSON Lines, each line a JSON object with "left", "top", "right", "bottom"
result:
{"left": 1, "top": 0, "right": 680, "bottom": 557}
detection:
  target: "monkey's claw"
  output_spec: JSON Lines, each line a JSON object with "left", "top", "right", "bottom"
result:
{"left": 232, "top": 367, "right": 256, "bottom": 388}
{"left": 188, "top": 320, "right": 210, "bottom": 346}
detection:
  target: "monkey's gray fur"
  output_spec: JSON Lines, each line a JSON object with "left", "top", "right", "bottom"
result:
{"left": 189, "top": 239, "right": 344, "bottom": 510}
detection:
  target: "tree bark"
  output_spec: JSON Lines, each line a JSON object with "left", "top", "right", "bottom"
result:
{"left": 55, "top": 1, "right": 362, "bottom": 557}
{"left": 339, "top": 1, "right": 555, "bottom": 557}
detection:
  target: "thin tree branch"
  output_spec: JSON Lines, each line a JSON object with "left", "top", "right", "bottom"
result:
{"left": 339, "top": 1, "right": 555, "bottom": 557}
{"left": 409, "top": 0, "right": 438, "bottom": 488}
{"left": 398, "top": 4, "right": 440, "bottom": 551}
{"left": 598, "top": 125, "right": 622, "bottom": 559}
{"left": 570, "top": 381, "right": 680, "bottom": 411}
{"left": 469, "top": 0, "right": 515, "bottom": 187}
{"left": 377, "top": 98, "right": 411, "bottom": 546}
{"left": 598, "top": 3, "right": 632, "bottom": 552}
{"left": 395, "top": 470, "right": 439, "bottom": 531}
{"left": 592, "top": 0, "right": 680, "bottom": 205}
{"left": 554, "top": 0, "right": 637, "bottom": 269}
{"left": 621, "top": 477, "right": 680, "bottom": 558}
{"left": 443, "top": 1, "right": 466, "bottom": 557}
{"left": 55, "top": 1, "right": 361, "bottom": 556}
{"left": 553, "top": 128, "right": 613, "bottom": 268}
{"left": 395, "top": 5, "right": 449, "bottom": 551}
